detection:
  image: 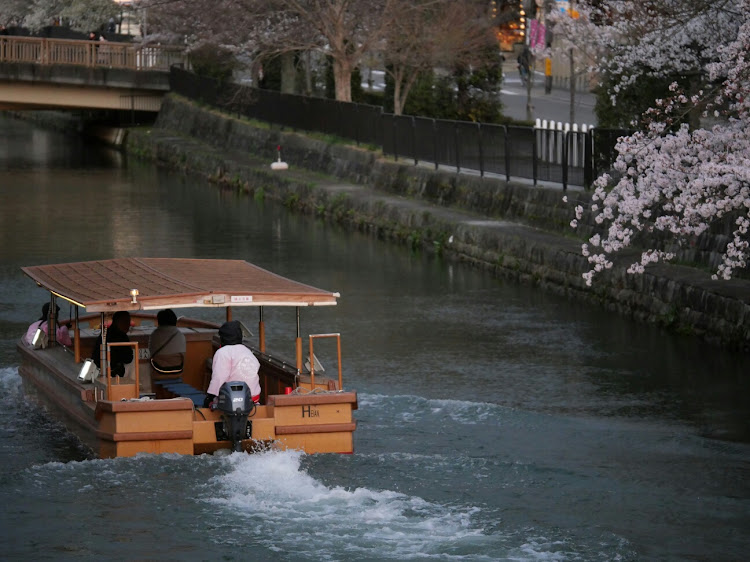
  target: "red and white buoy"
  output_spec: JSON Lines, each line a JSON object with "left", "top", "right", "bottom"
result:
{"left": 271, "top": 145, "right": 289, "bottom": 170}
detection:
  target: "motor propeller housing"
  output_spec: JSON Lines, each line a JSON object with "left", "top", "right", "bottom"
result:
{"left": 217, "top": 381, "right": 256, "bottom": 452}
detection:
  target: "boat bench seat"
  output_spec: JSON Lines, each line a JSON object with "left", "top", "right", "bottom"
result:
{"left": 152, "top": 379, "right": 207, "bottom": 407}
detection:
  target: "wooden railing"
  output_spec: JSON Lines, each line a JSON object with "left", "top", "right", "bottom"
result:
{"left": 0, "top": 36, "right": 186, "bottom": 71}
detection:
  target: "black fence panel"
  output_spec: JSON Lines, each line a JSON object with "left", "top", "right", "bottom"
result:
{"left": 565, "top": 131, "right": 588, "bottom": 188}
{"left": 456, "top": 122, "right": 482, "bottom": 174}
{"left": 395, "top": 114, "right": 418, "bottom": 162}
{"left": 481, "top": 124, "right": 508, "bottom": 179}
{"left": 355, "top": 104, "right": 383, "bottom": 147}
{"left": 170, "top": 67, "right": 218, "bottom": 107}
{"left": 317, "top": 97, "right": 341, "bottom": 135}
{"left": 506, "top": 126, "right": 536, "bottom": 182}
{"left": 337, "top": 102, "right": 358, "bottom": 141}
{"left": 413, "top": 116, "right": 437, "bottom": 166}
{"left": 381, "top": 114, "right": 395, "bottom": 156}
{"left": 433, "top": 120, "right": 460, "bottom": 170}
{"left": 591, "top": 128, "right": 630, "bottom": 180}
{"left": 382, "top": 113, "right": 417, "bottom": 160}
{"left": 169, "top": 68, "right": 633, "bottom": 191}
{"left": 535, "top": 126, "right": 564, "bottom": 184}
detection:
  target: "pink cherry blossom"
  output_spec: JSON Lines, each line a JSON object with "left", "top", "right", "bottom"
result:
{"left": 552, "top": 0, "right": 750, "bottom": 285}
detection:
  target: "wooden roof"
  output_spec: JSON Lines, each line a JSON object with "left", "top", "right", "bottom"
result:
{"left": 22, "top": 258, "right": 339, "bottom": 312}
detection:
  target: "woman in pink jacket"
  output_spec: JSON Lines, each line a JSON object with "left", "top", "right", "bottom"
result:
{"left": 203, "top": 321, "right": 260, "bottom": 407}
{"left": 24, "top": 303, "right": 73, "bottom": 347}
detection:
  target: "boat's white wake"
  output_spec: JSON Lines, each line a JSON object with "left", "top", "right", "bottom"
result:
{"left": 0, "top": 366, "right": 22, "bottom": 394}
{"left": 208, "top": 449, "right": 493, "bottom": 560}
{"left": 359, "top": 392, "right": 518, "bottom": 426}
{"left": 0, "top": 367, "right": 26, "bottom": 412}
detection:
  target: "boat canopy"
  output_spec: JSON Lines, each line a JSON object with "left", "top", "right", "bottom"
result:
{"left": 22, "top": 258, "right": 339, "bottom": 312}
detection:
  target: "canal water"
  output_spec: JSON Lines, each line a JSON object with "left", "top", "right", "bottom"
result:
{"left": 0, "top": 116, "right": 748, "bottom": 561}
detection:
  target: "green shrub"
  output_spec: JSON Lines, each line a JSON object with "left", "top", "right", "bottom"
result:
{"left": 189, "top": 44, "right": 237, "bottom": 83}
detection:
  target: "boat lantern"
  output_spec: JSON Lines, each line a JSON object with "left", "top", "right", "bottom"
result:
{"left": 130, "top": 288, "right": 139, "bottom": 304}
{"left": 77, "top": 359, "right": 97, "bottom": 382}
{"left": 32, "top": 327, "right": 48, "bottom": 349}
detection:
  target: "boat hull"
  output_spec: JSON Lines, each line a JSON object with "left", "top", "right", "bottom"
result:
{"left": 17, "top": 341, "right": 357, "bottom": 458}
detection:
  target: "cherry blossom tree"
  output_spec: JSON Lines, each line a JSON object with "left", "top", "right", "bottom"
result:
{"left": 565, "top": 0, "right": 750, "bottom": 285}
{"left": 0, "top": 0, "right": 30, "bottom": 26}
{"left": 0, "top": 0, "right": 120, "bottom": 32}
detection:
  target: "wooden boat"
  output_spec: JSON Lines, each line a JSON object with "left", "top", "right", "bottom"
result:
{"left": 17, "top": 258, "right": 357, "bottom": 457}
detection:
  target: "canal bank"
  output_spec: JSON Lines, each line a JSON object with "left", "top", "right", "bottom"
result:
{"left": 122, "top": 95, "right": 748, "bottom": 351}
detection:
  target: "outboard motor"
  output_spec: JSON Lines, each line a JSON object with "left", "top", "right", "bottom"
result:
{"left": 217, "top": 381, "right": 256, "bottom": 452}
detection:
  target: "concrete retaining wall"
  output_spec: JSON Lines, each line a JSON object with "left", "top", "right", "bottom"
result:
{"left": 125, "top": 95, "right": 750, "bottom": 351}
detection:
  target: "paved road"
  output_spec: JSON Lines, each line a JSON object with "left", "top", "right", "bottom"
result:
{"left": 363, "top": 66, "right": 597, "bottom": 128}
{"left": 500, "top": 63, "right": 597, "bottom": 127}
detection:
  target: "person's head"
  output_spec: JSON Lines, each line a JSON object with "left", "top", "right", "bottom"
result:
{"left": 218, "top": 320, "right": 243, "bottom": 346}
{"left": 112, "top": 311, "right": 131, "bottom": 332}
{"left": 157, "top": 309, "right": 178, "bottom": 327}
{"left": 40, "top": 302, "right": 60, "bottom": 321}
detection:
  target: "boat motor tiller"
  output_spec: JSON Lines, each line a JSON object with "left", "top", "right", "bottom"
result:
{"left": 217, "top": 381, "right": 256, "bottom": 452}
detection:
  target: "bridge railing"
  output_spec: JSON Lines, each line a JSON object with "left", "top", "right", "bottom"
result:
{"left": 0, "top": 36, "right": 186, "bottom": 71}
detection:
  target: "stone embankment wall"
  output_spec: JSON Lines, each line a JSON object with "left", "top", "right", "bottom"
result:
{"left": 125, "top": 95, "right": 750, "bottom": 351}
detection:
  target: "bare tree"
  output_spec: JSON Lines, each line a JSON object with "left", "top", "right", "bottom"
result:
{"left": 254, "top": 0, "right": 401, "bottom": 102}
{"left": 144, "top": 0, "right": 405, "bottom": 102}
{"left": 383, "top": 0, "right": 496, "bottom": 115}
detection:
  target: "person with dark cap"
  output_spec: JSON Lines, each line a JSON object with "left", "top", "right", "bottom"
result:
{"left": 203, "top": 320, "right": 260, "bottom": 407}
{"left": 91, "top": 311, "right": 133, "bottom": 377}
{"left": 24, "top": 303, "right": 73, "bottom": 347}
{"left": 149, "top": 309, "right": 186, "bottom": 374}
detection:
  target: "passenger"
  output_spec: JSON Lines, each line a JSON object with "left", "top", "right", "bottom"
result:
{"left": 149, "top": 309, "right": 186, "bottom": 375}
{"left": 203, "top": 320, "right": 260, "bottom": 407}
{"left": 92, "top": 311, "right": 133, "bottom": 377}
{"left": 24, "top": 303, "right": 73, "bottom": 347}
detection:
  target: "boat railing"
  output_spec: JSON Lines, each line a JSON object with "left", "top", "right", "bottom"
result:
{"left": 309, "top": 333, "right": 343, "bottom": 391}
{"left": 98, "top": 341, "right": 140, "bottom": 401}
{"left": 252, "top": 347, "right": 299, "bottom": 375}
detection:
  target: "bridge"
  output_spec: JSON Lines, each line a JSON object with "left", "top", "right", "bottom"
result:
{"left": 0, "top": 36, "right": 187, "bottom": 112}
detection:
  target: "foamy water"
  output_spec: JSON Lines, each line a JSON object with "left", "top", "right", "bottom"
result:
{"left": 209, "top": 450, "right": 491, "bottom": 560}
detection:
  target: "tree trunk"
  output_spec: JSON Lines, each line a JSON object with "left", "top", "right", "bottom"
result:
{"left": 333, "top": 58, "right": 352, "bottom": 102}
{"left": 569, "top": 47, "right": 576, "bottom": 125}
{"left": 393, "top": 68, "right": 404, "bottom": 115}
{"left": 280, "top": 52, "right": 296, "bottom": 94}
{"left": 304, "top": 51, "right": 313, "bottom": 96}
{"left": 394, "top": 80, "right": 403, "bottom": 115}
{"left": 396, "top": 72, "right": 420, "bottom": 117}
